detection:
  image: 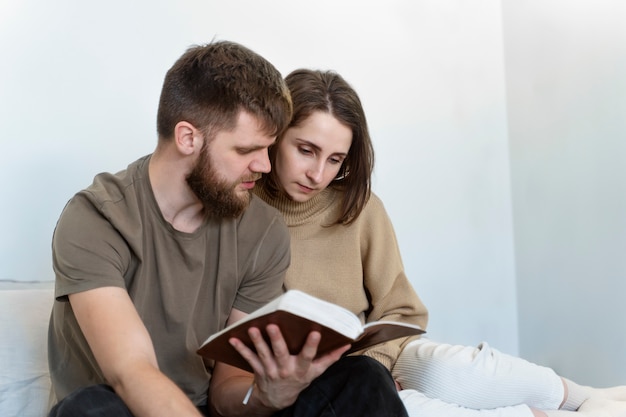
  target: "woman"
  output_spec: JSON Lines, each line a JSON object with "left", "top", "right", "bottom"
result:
{"left": 254, "top": 69, "right": 626, "bottom": 417}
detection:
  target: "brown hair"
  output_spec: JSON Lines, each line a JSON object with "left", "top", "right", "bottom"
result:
{"left": 262, "top": 69, "right": 374, "bottom": 225}
{"left": 156, "top": 40, "right": 292, "bottom": 141}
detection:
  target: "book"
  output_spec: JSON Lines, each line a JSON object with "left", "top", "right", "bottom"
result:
{"left": 197, "top": 289, "right": 425, "bottom": 372}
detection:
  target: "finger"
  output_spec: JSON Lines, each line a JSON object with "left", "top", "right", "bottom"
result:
{"left": 293, "top": 331, "right": 326, "bottom": 373}
{"left": 248, "top": 327, "right": 279, "bottom": 376}
{"left": 298, "top": 330, "right": 322, "bottom": 362}
{"left": 228, "top": 336, "right": 265, "bottom": 375}
{"left": 264, "top": 325, "right": 320, "bottom": 377}
{"left": 265, "top": 324, "right": 291, "bottom": 359}
{"left": 309, "top": 343, "right": 351, "bottom": 375}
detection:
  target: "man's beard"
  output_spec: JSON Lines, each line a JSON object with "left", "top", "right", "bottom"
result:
{"left": 186, "top": 146, "right": 251, "bottom": 219}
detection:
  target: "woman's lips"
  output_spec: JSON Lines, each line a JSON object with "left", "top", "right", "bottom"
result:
{"left": 297, "top": 183, "right": 315, "bottom": 193}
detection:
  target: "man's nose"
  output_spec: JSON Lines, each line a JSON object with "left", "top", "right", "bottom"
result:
{"left": 251, "top": 150, "right": 271, "bottom": 173}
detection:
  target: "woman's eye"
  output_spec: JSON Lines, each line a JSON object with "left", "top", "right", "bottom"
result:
{"left": 329, "top": 158, "right": 342, "bottom": 165}
{"left": 298, "top": 147, "right": 313, "bottom": 155}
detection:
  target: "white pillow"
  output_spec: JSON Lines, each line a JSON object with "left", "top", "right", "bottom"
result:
{"left": 0, "top": 287, "right": 55, "bottom": 417}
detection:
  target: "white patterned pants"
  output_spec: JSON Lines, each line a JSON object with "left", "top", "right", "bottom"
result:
{"left": 392, "top": 339, "right": 564, "bottom": 417}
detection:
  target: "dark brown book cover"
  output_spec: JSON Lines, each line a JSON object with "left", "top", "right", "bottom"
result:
{"left": 197, "top": 299, "right": 424, "bottom": 373}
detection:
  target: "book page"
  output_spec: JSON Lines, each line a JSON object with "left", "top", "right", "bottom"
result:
{"left": 213, "top": 290, "right": 364, "bottom": 341}
{"left": 275, "top": 291, "right": 363, "bottom": 338}
{"left": 349, "top": 321, "right": 425, "bottom": 352}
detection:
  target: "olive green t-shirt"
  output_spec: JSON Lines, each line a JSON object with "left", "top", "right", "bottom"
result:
{"left": 48, "top": 155, "right": 290, "bottom": 406}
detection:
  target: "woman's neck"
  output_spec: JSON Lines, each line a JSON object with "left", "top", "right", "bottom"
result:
{"left": 254, "top": 186, "right": 339, "bottom": 226}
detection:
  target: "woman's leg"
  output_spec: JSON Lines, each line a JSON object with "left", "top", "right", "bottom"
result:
{"left": 399, "top": 389, "right": 626, "bottom": 417}
{"left": 393, "top": 339, "right": 564, "bottom": 410}
{"left": 399, "top": 389, "right": 535, "bottom": 417}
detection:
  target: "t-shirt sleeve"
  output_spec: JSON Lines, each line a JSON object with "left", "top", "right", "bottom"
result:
{"left": 232, "top": 205, "right": 291, "bottom": 314}
{"left": 52, "top": 192, "right": 130, "bottom": 301}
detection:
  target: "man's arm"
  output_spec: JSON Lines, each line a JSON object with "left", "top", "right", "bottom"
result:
{"left": 69, "top": 286, "right": 203, "bottom": 417}
{"left": 209, "top": 308, "right": 351, "bottom": 417}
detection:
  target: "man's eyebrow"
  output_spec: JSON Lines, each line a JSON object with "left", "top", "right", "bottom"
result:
{"left": 239, "top": 140, "right": 276, "bottom": 151}
{"left": 245, "top": 144, "right": 268, "bottom": 150}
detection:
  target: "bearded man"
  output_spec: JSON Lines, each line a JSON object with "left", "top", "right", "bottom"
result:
{"left": 46, "top": 41, "right": 409, "bottom": 417}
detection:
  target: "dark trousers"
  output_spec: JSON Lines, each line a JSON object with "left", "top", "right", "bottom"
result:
{"left": 275, "top": 356, "right": 408, "bottom": 417}
{"left": 49, "top": 356, "right": 408, "bottom": 417}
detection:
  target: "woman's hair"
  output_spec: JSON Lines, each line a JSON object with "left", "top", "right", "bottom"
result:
{"left": 262, "top": 69, "right": 374, "bottom": 225}
{"left": 156, "top": 40, "right": 292, "bottom": 141}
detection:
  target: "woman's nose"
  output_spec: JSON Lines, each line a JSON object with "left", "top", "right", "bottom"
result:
{"left": 306, "top": 162, "right": 324, "bottom": 184}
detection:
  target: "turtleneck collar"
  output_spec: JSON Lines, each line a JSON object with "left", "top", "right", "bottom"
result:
{"left": 254, "top": 185, "right": 341, "bottom": 227}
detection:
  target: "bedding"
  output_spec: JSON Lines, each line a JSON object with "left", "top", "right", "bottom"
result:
{"left": 0, "top": 281, "right": 54, "bottom": 417}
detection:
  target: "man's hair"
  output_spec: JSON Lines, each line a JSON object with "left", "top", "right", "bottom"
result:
{"left": 262, "top": 69, "right": 374, "bottom": 225}
{"left": 157, "top": 40, "right": 292, "bottom": 141}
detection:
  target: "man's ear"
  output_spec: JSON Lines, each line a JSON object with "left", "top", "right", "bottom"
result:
{"left": 174, "top": 121, "right": 202, "bottom": 156}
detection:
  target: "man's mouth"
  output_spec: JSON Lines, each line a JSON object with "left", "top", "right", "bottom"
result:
{"left": 240, "top": 175, "right": 261, "bottom": 189}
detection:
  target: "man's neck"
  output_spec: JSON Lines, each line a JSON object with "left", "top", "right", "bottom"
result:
{"left": 148, "top": 152, "right": 205, "bottom": 233}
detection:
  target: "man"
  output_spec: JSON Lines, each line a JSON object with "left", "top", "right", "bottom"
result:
{"left": 47, "top": 41, "right": 408, "bottom": 417}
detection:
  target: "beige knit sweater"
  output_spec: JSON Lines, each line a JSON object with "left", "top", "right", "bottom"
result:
{"left": 254, "top": 185, "right": 429, "bottom": 370}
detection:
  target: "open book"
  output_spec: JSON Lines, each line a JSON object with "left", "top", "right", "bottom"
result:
{"left": 197, "top": 290, "right": 425, "bottom": 372}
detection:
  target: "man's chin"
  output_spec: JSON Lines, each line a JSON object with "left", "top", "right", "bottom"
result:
{"left": 239, "top": 190, "right": 252, "bottom": 206}
{"left": 202, "top": 192, "right": 250, "bottom": 219}
{"left": 234, "top": 189, "right": 252, "bottom": 204}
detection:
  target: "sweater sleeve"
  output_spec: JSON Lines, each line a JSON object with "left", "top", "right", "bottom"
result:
{"left": 355, "top": 194, "right": 429, "bottom": 370}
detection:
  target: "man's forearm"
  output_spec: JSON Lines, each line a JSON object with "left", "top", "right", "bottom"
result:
{"left": 112, "top": 364, "right": 203, "bottom": 417}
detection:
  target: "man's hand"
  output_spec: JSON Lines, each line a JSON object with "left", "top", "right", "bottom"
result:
{"left": 231, "top": 324, "right": 350, "bottom": 409}
{"left": 209, "top": 321, "right": 350, "bottom": 417}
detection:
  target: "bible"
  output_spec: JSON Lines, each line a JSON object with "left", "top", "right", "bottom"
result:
{"left": 197, "top": 289, "right": 425, "bottom": 372}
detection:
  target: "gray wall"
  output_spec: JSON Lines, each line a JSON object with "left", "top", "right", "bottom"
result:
{"left": 503, "top": 1, "right": 626, "bottom": 386}
{"left": 2, "top": 0, "right": 623, "bottom": 385}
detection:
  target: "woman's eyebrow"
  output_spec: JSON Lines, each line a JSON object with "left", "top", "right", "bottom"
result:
{"left": 295, "top": 138, "right": 347, "bottom": 157}
{"left": 295, "top": 138, "right": 322, "bottom": 152}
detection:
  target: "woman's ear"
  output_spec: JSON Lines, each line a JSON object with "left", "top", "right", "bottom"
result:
{"left": 174, "top": 121, "right": 202, "bottom": 156}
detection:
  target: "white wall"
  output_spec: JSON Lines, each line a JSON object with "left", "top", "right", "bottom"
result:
{"left": 503, "top": 1, "right": 626, "bottom": 385}
{"left": 0, "top": 0, "right": 518, "bottom": 354}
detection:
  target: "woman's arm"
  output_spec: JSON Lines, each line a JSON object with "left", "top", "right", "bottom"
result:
{"left": 359, "top": 194, "right": 429, "bottom": 370}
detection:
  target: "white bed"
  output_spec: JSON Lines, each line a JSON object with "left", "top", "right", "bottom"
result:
{"left": 0, "top": 281, "right": 55, "bottom": 417}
